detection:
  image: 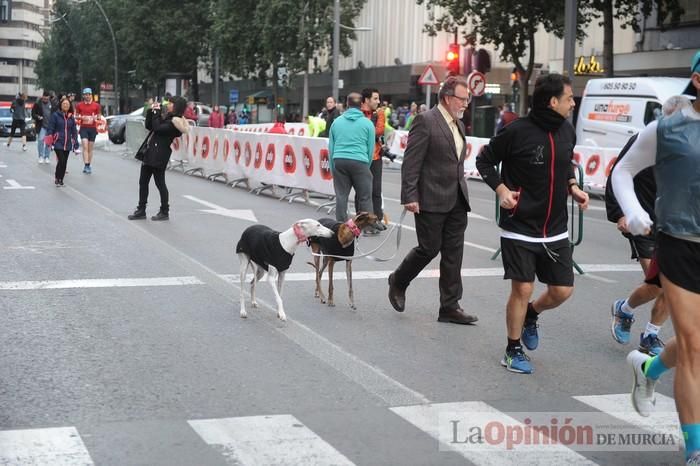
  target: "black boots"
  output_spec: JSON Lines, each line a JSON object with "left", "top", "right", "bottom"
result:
{"left": 151, "top": 210, "right": 169, "bottom": 221}
{"left": 128, "top": 207, "right": 146, "bottom": 220}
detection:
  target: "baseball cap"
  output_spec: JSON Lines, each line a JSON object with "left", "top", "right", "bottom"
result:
{"left": 82, "top": 87, "right": 92, "bottom": 95}
{"left": 682, "top": 50, "right": 700, "bottom": 96}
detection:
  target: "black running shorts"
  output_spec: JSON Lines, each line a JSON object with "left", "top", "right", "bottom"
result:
{"left": 624, "top": 232, "right": 656, "bottom": 261}
{"left": 10, "top": 119, "right": 25, "bottom": 137}
{"left": 656, "top": 232, "right": 700, "bottom": 294}
{"left": 501, "top": 237, "right": 574, "bottom": 286}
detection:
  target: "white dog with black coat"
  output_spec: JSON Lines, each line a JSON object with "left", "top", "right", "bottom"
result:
{"left": 236, "top": 219, "right": 334, "bottom": 321}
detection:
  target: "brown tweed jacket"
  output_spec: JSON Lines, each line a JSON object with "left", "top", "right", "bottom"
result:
{"left": 400, "top": 106, "right": 471, "bottom": 213}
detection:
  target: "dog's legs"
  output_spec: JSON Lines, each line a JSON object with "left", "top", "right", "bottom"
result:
{"left": 267, "top": 266, "right": 286, "bottom": 321}
{"left": 327, "top": 259, "right": 335, "bottom": 307}
{"left": 311, "top": 245, "right": 322, "bottom": 299}
{"left": 238, "top": 253, "right": 249, "bottom": 318}
{"left": 250, "top": 264, "right": 265, "bottom": 308}
{"left": 277, "top": 270, "right": 285, "bottom": 295}
{"left": 318, "top": 257, "right": 329, "bottom": 304}
{"left": 347, "top": 260, "right": 355, "bottom": 310}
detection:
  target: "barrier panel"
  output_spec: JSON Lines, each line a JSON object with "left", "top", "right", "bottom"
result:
{"left": 170, "top": 126, "right": 334, "bottom": 195}
{"left": 387, "top": 129, "right": 622, "bottom": 193}
{"left": 226, "top": 123, "right": 310, "bottom": 137}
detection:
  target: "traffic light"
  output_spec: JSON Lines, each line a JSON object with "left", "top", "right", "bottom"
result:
{"left": 446, "top": 43, "right": 460, "bottom": 76}
{"left": 511, "top": 67, "right": 520, "bottom": 92}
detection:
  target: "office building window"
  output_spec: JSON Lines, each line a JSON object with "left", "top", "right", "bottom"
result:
{"left": 1, "top": 0, "right": 10, "bottom": 23}
{"left": 662, "top": 0, "right": 700, "bottom": 25}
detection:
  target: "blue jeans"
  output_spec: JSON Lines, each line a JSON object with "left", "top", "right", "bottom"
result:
{"left": 37, "top": 127, "right": 51, "bottom": 159}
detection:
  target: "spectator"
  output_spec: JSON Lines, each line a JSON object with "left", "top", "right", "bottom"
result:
{"left": 31, "top": 91, "right": 53, "bottom": 163}
{"left": 360, "top": 87, "right": 386, "bottom": 234}
{"left": 184, "top": 101, "right": 198, "bottom": 123}
{"left": 226, "top": 108, "right": 238, "bottom": 125}
{"left": 496, "top": 103, "right": 519, "bottom": 133}
{"left": 328, "top": 92, "right": 375, "bottom": 221}
{"left": 268, "top": 114, "right": 287, "bottom": 134}
{"left": 319, "top": 96, "right": 339, "bottom": 137}
{"left": 128, "top": 96, "right": 189, "bottom": 222}
{"left": 209, "top": 104, "right": 225, "bottom": 128}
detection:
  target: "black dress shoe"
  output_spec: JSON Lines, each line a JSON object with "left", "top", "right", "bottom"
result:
{"left": 437, "top": 308, "right": 478, "bottom": 325}
{"left": 388, "top": 273, "right": 406, "bottom": 312}
{"left": 151, "top": 211, "right": 169, "bottom": 221}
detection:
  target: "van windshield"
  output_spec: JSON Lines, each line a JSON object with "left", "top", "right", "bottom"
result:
{"left": 644, "top": 101, "right": 662, "bottom": 125}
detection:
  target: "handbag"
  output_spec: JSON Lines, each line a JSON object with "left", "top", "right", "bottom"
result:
{"left": 135, "top": 131, "right": 153, "bottom": 161}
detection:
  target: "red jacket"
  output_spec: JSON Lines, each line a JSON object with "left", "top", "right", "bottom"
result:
{"left": 184, "top": 106, "right": 197, "bottom": 122}
{"left": 267, "top": 122, "right": 287, "bottom": 134}
{"left": 209, "top": 111, "right": 224, "bottom": 128}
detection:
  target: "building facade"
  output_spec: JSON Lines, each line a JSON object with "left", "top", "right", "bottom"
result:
{"left": 0, "top": 0, "right": 47, "bottom": 101}
{"left": 201, "top": 0, "right": 700, "bottom": 120}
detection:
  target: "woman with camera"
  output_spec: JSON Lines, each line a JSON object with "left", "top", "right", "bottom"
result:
{"left": 128, "top": 96, "right": 189, "bottom": 221}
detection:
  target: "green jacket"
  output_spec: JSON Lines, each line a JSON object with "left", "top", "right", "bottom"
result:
{"left": 328, "top": 107, "right": 375, "bottom": 170}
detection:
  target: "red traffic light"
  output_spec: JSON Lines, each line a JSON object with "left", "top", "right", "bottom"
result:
{"left": 446, "top": 43, "right": 460, "bottom": 75}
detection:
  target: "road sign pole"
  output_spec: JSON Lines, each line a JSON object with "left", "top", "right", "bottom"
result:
{"left": 426, "top": 85, "right": 431, "bottom": 109}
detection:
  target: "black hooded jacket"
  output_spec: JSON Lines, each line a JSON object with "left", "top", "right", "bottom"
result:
{"left": 476, "top": 109, "right": 577, "bottom": 238}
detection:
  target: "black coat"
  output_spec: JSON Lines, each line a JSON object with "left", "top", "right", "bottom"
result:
{"left": 143, "top": 110, "right": 187, "bottom": 169}
{"left": 477, "top": 115, "right": 577, "bottom": 238}
{"left": 308, "top": 218, "right": 354, "bottom": 261}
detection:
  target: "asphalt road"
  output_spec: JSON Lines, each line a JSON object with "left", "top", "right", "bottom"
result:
{"left": 0, "top": 140, "right": 683, "bottom": 465}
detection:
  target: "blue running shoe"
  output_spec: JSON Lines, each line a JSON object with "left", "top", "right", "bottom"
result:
{"left": 85, "top": 165, "right": 92, "bottom": 174}
{"left": 639, "top": 333, "right": 664, "bottom": 356}
{"left": 522, "top": 319, "right": 539, "bottom": 350}
{"left": 501, "top": 347, "right": 533, "bottom": 374}
{"left": 611, "top": 299, "right": 634, "bottom": 344}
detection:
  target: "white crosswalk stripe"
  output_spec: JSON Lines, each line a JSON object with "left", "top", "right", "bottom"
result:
{"left": 390, "top": 401, "right": 598, "bottom": 465}
{"left": 574, "top": 393, "right": 684, "bottom": 447}
{"left": 0, "top": 426, "right": 94, "bottom": 465}
{"left": 1, "top": 393, "right": 680, "bottom": 465}
{"left": 188, "top": 414, "right": 355, "bottom": 465}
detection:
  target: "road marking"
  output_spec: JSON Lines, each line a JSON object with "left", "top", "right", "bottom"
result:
{"left": 0, "top": 265, "right": 642, "bottom": 290}
{"left": 0, "top": 426, "right": 94, "bottom": 465}
{"left": 0, "top": 276, "right": 203, "bottom": 290}
{"left": 183, "top": 195, "right": 257, "bottom": 222}
{"left": 3, "top": 179, "right": 35, "bottom": 190}
{"left": 391, "top": 402, "right": 597, "bottom": 465}
{"left": 62, "top": 185, "right": 430, "bottom": 408}
{"left": 580, "top": 273, "right": 618, "bottom": 284}
{"left": 574, "top": 393, "right": 683, "bottom": 446}
{"left": 189, "top": 415, "right": 355, "bottom": 465}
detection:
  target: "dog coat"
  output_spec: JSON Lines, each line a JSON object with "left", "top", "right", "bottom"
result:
{"left": 236, "top": 225, "right": 294, "bottom": 272}
{"left": 308, "top": 218, "right": 355, "bottom": 261}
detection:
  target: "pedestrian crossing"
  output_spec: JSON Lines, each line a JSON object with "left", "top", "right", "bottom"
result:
{"left": 0, "top": 393, "right": 682, "bottom": 465}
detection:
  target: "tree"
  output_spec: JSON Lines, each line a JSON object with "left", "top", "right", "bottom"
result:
{"left": 581, "top": 0, "right": 683, "bottom": 77}
{"left": 211, "top": 0, "right": 367, "bottom": 93}
{"left": 417, "top": 0, "right": 589, "bottom": 115}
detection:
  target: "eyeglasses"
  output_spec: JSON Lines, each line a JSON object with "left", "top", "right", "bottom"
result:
{"left": 449, "top": 94, "right": 470, "bottom": 104}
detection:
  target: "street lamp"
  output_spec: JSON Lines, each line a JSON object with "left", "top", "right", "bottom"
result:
{"left": 331, "top": 0, "right": 372, "bottom": 102}
{"left": 72, "top": 0, "right": 119, "bottom": 113}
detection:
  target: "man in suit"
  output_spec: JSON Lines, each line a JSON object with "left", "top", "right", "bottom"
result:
{"left": 388, "top": 76, "right": 478, "bottom": 325}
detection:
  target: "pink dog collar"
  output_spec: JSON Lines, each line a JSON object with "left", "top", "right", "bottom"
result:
{"left": 345, "top": 219, "right": 361, "bottom": 237}
{"left": 293, "top": 223, "right": 307, "bottom": 243}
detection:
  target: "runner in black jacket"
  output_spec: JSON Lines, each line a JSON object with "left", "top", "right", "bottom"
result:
{"left": 476, "top": 74, "right": 589, "bottom": 375}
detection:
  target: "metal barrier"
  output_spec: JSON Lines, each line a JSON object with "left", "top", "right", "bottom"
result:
{"left": 490, "top": 162, "right": 586, "bottom": 275}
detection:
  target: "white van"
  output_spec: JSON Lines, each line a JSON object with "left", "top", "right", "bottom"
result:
{"left": 575, "top": 77, "right": 690, "bottom": 148}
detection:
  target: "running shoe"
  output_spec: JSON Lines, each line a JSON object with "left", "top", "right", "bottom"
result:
{"left": 82, "top": 166, "right": 88, "bottom": 173}
{"left": 22, "top": 144, "right": 27, "bottom": 151}
{"left": 85, "top": 166, "right": 92, "bottom": 174}
{"left": 687, "top": 451, "right": 700, "bottom": 466}
{"left": 611, "top": 299, "right": 634, "bottom": 344}
{"left": 627, "top": 349, "right": 656, "bottom": 417}
{"left": 638, "top": 333, "right": 665, "bottom": 356}
{"left": 522, "top": 319, "right": 539, "bottom": 350}
{"left": 501, "top": 347, "right": 533, "bottom": 374}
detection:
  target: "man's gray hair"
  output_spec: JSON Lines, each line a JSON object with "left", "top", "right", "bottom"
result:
{"left": 438, "top": 76, "right": 470, "bottom": 103}
{"left": 662, "top": 95, "right": 691, "bottom": 116}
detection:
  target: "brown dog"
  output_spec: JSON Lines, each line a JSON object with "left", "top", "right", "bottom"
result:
{"left": 307, "top": 212, "right": 377, "bottom": 309}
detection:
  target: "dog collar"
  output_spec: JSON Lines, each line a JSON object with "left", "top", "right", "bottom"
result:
{"left": 345, "top": 219, "right": 361, "bottom": 237}
{"left": 293, "top": 223, "right": 307, "bottom": 243}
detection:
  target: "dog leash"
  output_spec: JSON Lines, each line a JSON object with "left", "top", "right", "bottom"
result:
{"left": 309, "top": 209, "right": 407, "bottom": 262}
